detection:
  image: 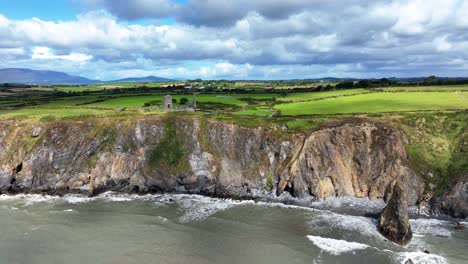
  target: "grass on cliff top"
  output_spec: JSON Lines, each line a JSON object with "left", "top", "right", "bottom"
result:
{"left": 0, "top": 107, "right": 170, "bottom": 122}
{"left": 396, "top": 112, "right": 468, "bottom": 195}
{"left": 275, "top": 92, "right": 468, "bottom": 115}
{"left": 0, "top": 108, "right": 115, "bottom": 119}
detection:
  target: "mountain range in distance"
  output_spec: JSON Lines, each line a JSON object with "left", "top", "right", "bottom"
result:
{"left": 1, "top": 68, "right": 467, "bottom": 85}
{"left": 0, "top": 68, "right": 174, "bottom": 85}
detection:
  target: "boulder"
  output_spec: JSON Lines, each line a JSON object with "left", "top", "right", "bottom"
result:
{"left": 31, "top": 126, "right": 43, "bottom": 138}
{"left": 379, "top": 182, "right": 413, "bottom": 246}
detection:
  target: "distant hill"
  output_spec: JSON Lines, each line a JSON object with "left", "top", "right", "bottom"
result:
{"left": 107, "top": 76, "right": 174, "bottom": 83}
{"left": 0, "top": 68, "right": 97, "bottom": 85}
{"left": 0, "top": 68, "right": 175, "bottom": 85}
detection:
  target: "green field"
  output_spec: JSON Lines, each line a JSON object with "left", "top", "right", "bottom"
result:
{"left": 380, "top": 85, "right": 468, "bottom": 92}
{"left": 87, "top": 94, "right": 278, "bottom": 108}
{"left": 275, "top": 92, "right": 468, "bottom": 115}
{"left": 1, "top": 83, "right": 467, "bottom": 120}
{"left": 0, "top": 108, "right": 116, "bottom": 120}
{"left": 43, "top": 97, "right": 102, "bottom": 107}
{"left": 277, "top": 89, "right": 370, "bottom": 102}
{"left": 234, "top": 106, "right": 273, "bottom": 116}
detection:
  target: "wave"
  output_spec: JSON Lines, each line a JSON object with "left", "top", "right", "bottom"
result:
{"left": 410, "top": 219, "right": 452, "bottom": 238}
{"left": 307, "top": 235, "right": 370, "bottom": 255}
{"left": 0, "top": 193, "right": 60, "bottom": 205}
{"left": 62, "top": 192, "right": 161, "bottom": 204}
{"left": 170, "top": 194, "right": 254, "bottom": 223}
{"left": 307, "top": 235, "right": 448, "bottom": 263}
{"left": 396, "top": 251, "right": 448, "bottom": 264}
{"left": 307, "top": 211, "right": 385, "bottom": 242}
{"left": 311, "top": 196, "right": 386, "bottom": 213}
{"left": 0, "top": 192, "right": 160, "bottom": 205}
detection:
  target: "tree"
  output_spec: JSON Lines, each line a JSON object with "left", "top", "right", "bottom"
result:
{"left": 180, "top": 97, "right": 189, "bottom": 105}
{"left": 424, "top": 75, "right": 438, "bottom": 85}
{"left": 172, "top": 98, "right": 177, "bottom": 104}
{"left": 356, "top": 80, "right": 371, "bottom": 88}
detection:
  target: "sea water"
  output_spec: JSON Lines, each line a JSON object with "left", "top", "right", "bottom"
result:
{"left": 0, "top": 192, "right": 466, "bottom": 264}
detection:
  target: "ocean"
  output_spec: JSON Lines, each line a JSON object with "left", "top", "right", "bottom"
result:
{"left": 0, "top": 192, "right": 466, "bottom": 264}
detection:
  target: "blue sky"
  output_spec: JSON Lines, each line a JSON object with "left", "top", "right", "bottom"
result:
{"left": 0, "top": 0, "right": 78, "bottom": 20}
{"left": 0, "top": 0, "right": 467, "bottom": 80}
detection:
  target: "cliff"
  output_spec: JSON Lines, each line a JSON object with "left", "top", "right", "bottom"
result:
{"left": 0, "top": 115, "right": 448, "bottom": 212}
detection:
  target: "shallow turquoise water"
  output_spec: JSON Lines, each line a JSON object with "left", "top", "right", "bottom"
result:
{"left": 0, "top": 193, "right": 466, "bottom": 264}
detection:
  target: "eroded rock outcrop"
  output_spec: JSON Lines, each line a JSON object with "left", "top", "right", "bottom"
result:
{"left": 0, "top": 116, "right": 424, "bottom": 206}
{"left": 278, "top": 123, "right": 423, "bottom": 204}
{"left": 379, "top": 182, "right": 413, "bottom": 246}
{"left": 430, "top": 174, "right": 468, "bottom": 218}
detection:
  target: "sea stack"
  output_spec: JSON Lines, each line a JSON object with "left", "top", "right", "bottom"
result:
{"left": 379, "top": 182, "right": 413, "bottom": 246}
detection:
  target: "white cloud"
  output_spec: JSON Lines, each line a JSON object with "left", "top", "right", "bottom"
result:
{"left": 0, "top": 47, "right": 24, "bottom": 55}
{"left": 0, "top": 14, "right": 9, "bottom": 27}
{"left": 434, "top": 36, "right": 452, "bottom": 52}
{"left": 32, "top": 46, "right": 93, "bottom": 62}
{"left": 0, "top": 0, "right": 467, "bottom": 79}
{"left": 309, "top": 34, "right": 337, "bottom": 52}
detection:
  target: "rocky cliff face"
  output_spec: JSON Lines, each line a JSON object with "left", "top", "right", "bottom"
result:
{"left": 278, "top": 123, "right": 423, "bottom": 204}
{"left": 430, "top": 174, "right": 468, "bottom": 218}
{"left": 0, "top": 116, "right": 426, "bottom": 206}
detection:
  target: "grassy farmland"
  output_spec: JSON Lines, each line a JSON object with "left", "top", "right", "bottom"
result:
{"left": 275, "top": 91, "right": 467, "bottom": 115}
{"left": 0, "top": 82, "right": 466, "bottom": 120}
{"left": 87, "top": 93, "right": 278, "bottom": 108}
{"left": 276, "top": 89, "right": 371, "bottom": 102}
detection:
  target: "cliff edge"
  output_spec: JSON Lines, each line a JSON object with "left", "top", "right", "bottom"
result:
{"left": 0, "top": 115, "right": 461, "bottom": 216}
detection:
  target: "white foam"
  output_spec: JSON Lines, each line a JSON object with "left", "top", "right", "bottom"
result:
{"left": 173, "top": 195, "right": 252, "bottom": 223}
{"left": 152, "top": 194, "right": 261, "bottom": 223}
{"left": 0, "top": 194, "right": 61, "bottom": 205}
{"left": 62, "top": 192, "right": 159, "bottom": 204}
{"left": 48, "top": 209, "right": 78, "bottom": 214}
{"left": 307, "top": 235, "right": 370, "bottom": 255}
{"left": 157, "top": 216, "right": 168, "bottom": 223}
{"left": 62, "top": 195, "right": 95, "bottom": 204}
{"left": 24, "top": 195, "right": 61, "bottom": 205}
{"left": 0, "top": 195, "right": 18, "bottom": 201}
{"left": 96, "top": 192, "right": 135, "bottom": 202}
{"left": 311, "top": 196, "right": 386, "bottom": 212}
{"left": 397, "top": 251, "right": 447, "bottom": 264}
{"left": 307, "top": 211, "right": 384, "bottom": 240}
{"left": 1, "top": 205, "right": 19, "bottom": 211}
{"left": 410, "top": 219, "right": 451, "bottom": 237}
{"left": 0, "top": 192, "right": 164, "bottom": 206}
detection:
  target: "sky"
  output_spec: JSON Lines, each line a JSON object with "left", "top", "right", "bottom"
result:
{"left": 0, "top": 0, "right": 467, "bottom": 80}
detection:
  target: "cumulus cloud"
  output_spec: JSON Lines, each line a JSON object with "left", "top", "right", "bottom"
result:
{"left": 80, "top": 0, "right": 179, "bottom": 20}
{"left": 32, "top": 47, "right": 93, "bottom": 62}
{"left": 0, "top": 0, "right": 467, "bottom": 79}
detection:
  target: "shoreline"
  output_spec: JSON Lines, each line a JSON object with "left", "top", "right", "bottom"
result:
{"left": 1, "top": 191, "right": 465, "bottom": 222}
